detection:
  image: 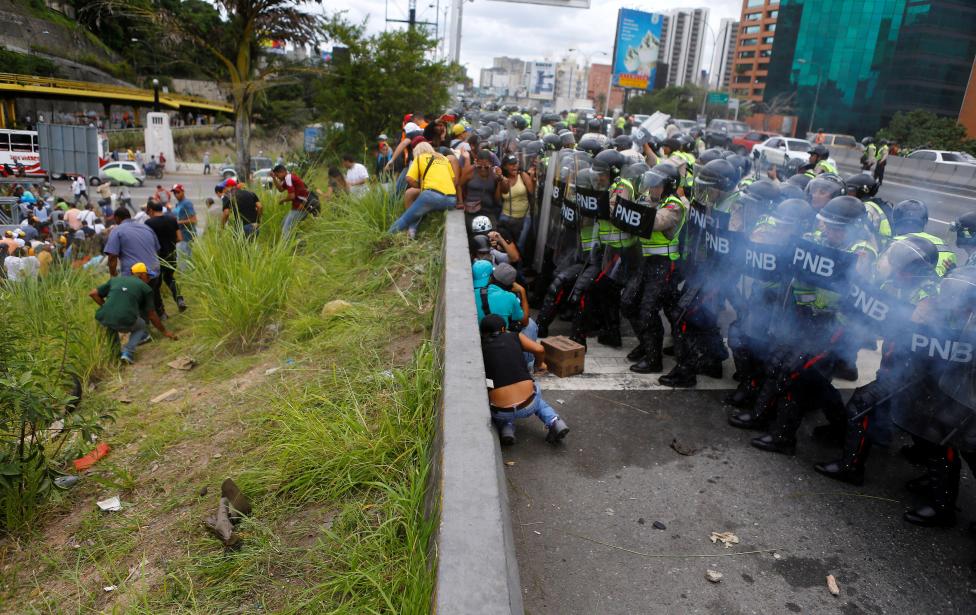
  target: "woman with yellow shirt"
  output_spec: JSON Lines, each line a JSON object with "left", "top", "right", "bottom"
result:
{"left": 389, "top": 142, "right": 462, "bottom": 236}
{"left": 497, "top": 153, "right": 535, "bottom": 242}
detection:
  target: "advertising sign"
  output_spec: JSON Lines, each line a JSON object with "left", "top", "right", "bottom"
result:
{"left": 611, "top": 8, "right": 663, "bottom": 91}
{"left": 527, "top": 61, "right": 556, "bottom": 100}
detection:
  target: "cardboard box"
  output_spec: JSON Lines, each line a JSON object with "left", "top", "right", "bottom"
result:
{"left": 541, "top": 336, "right": 585, "bottom": 378}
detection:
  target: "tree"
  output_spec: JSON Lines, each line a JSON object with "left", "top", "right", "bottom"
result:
{"left": 878, "top": 110, "right": 975, "bottom": 154}
{"left": 313, "top": 18, "right": 464, "bottom": 155}
{"left": 94, "top": 0, "right": 322, "bottom": 179}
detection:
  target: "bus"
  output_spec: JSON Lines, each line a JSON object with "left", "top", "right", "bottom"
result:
{"left": 0, "top": 128, "right": 110, "bottom": 178}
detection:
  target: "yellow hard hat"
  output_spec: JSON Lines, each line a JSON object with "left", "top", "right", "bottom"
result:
{"left": 130, "top": 262, "right": 148, "bottom": 274}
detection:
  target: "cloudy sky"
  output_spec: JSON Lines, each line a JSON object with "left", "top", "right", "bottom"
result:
{"left": 317, "top": 0, "right": 742, "bottom": 79}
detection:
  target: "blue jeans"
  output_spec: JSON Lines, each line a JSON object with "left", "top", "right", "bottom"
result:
{"left": 106, "top": 317, "right": 148, "bottom": 357}
{"left": 394, "top": 168, "right": 409, "bottom": 198}
{"left": 522, "top": 318, "right": 538, "bottom": 372}
{"left": 490, "top": 383, "right": 558, "bottom": 430}
{"left": 389, "top": 190, "right": 456, "bottom": 233}
{"left": 282, "top": 209, "right": 307, "bottom": 237}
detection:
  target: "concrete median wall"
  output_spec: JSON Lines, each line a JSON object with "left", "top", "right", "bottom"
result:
{"left": 427, "top": 210, "right": 524, "bottom": 615}
{"left": 833, "top": 147, "right": 975, "bottom": 191}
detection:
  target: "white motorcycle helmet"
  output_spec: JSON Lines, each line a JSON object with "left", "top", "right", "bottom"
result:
{"left": 471, "top": 215, "right": 493, "bottom": 234}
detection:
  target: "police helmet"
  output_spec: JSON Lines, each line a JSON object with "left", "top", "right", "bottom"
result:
{"left": 587, "top": 118, "right": 602, "bottom": 132}
{"left": 950, "top": 212, "right": 976, "bottom": 247}
{"left": 844, "top": 173, "right": 879, "bottom": 199}
{"left": 861, "top": 136, "right": 874, "bottom": 146}
{"left": 542, "top": 133, "right": 562, "bottom": 150}
{"left": 678, "top": 134, "right": 695, "bottom": 153}
{"left": 662, "top": 137, "right": 681, "bottom": 152}
{"left": 876, "top": 235, "right": 939, "bottom": 283}
{"left": 697, "top": 148, "right": 725, "bottom": 167}
{"left": 695, "top": 159, "right": 739, "bottom": 192}
{"left": 891, "top": 199, "right": 928, "bottom": 234}
{"left": 620, "top": 162, "right": 651, "bottom": 187}
{"left": 879, "top": 139, "right": 889, "bottom": 145}
{"left": 470, "top": 215, "right": 493, "bottom": 235}
{"left": 510, "top": 115, "right": 528, "bottom": 130}
{"left": 786, "top": 173, "right": 813, "bottom": 191}
{"left": 771, "top": 198, "right": 816, "bottom": 230}
{"left": 578, "top": 135, "right": 604, "bottom": 156}
{"left": 805, "top": 174, "right": 846, "bottom": 207}
{"left": 938, "top": 266, "right": 976, "bottom": 312}
{"left": 519, "top": 130, "right": 537, "bottom": 141}
{"left": 592, "top": 149, "right": 625, "bottom": 175}
{"left": 612, "top": 134, "right": 633, "bottom": 150}
{"left": 725, "top": 153, "right": 752, "bottom": 180}
{"left": 817, "top": 196, "right": 866, "bottom": 226}
{"left": 554, "top": 122, "right": 567, "bottom": 131}
{"left": 542, "top": 113, "right": 560, "bottom": 124}
{"left": 523, "top": 141, "right": 544, "bottom": 158}
{"left": 742, "top": 180, "right": 781, "bottom": 207}
{"left": 470, "top": 234, "right": 492, "bottom": 256}
{"left": 559, "top": 132, "right": 577, "bottom": 148}
{"left": 778, "top": 182, "right": 806, "bottom": 202}
{"left": 640, "top": 164, "right": 680, "bottom": 198}
{"left": 475, "top": 127, "right": 492, "bottom": 140}
{"left": 808, "top": 143, "right": 830, "bottom": 160}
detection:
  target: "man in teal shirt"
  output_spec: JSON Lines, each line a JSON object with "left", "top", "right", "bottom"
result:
{"left": 472, "top": 261, "right": 527, "bottom": 328}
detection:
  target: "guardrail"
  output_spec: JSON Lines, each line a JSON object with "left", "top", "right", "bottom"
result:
{"left": 428, "top": 210, "right": 524, "bottom": 615}
{"left": 831, "top": 147, "right": 976, "bottom": 191}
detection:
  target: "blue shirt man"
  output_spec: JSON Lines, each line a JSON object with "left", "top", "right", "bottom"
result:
{"left": 104, "top": 208, "right": 160, "bottom": 277}
{"left": 472, "top": 261, "right": 524, "bottom": 326}
{"left": 171, "top": 184, "right": 197, "bottom": 241}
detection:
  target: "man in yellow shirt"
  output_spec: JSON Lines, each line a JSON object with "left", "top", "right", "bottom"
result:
{"left": 388, "top": 141, "right": 460, "bottom": 237}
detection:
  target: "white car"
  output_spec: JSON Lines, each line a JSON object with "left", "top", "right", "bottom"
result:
{"left": 96, "top": 161, "right": 146, "bottom": 186}
{"left": 751, "top": 137, "right": 817, "bottom": 167}
{"left": 905, "top": 150, "right": 976, "bottom": 166}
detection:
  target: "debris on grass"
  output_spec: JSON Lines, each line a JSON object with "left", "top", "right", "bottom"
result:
{"left": 264, "top": 366, "right": 281, "bottom": 376}
{"left": 74, "top": 442, "right": 110, "bottom": 471}
{"left": 705, "top": 569, "right": 723, "bottom": 583}
{"left": 103, "top": 585, "right": 117, "bottom": 592}
{"left": 151, "top": 388, "right": 181, "bottom": 404}
{"left": 97, "top": 496, "right": 122, "bottom": 512}
{"left": 709, "top": 531, "right": 740, "bottom": 548}
{"left": 54, "top": 475, "right": 80, "bottom": 489}
{"left": 504, "top": 461, "right": 515, "bottom": 466}
{"left": 827, "top": 575, "right": 840, "bottom": 596}
{"left": 321, "top": 299, "right": 353, "bottom": 318}
{"left": 204, "top": 497, "right": 240, "bottom": 549}
{"left": 167, "top": 356, "right": 196, "bottom": 371}
{"left": 221, "top": 478, "right": 251, "bottom": 520}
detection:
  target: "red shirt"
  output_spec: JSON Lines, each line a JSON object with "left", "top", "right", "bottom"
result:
{"left": 283, "top": 173, "right": 309, "bottom": 210}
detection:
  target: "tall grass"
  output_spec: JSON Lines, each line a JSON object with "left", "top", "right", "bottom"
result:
{"left": 180, "top": 224, "right": 297, "bottom": 352}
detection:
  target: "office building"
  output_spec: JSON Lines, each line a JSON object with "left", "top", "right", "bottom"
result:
{"left": 709, "top": 18, "right": 739, "bottom": 90}
{"left": 729, "top": 0, "right": 779, "bottom": 103}
{"left": 763, "top": 0, "right": 976, "bottom": 136}
{"left": 587, "top": 63, "right": 625, "bottom": 114}
{"left": 658, "top": 8, "right": 710, "bottom": 87}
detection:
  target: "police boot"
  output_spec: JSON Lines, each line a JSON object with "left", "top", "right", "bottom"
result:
{"left": 658, "top": 364, "right": 696, "bottom": 388}
{"left": 814, "top": 430, "right": 869, "bottom": 486}
{"left": 597, "top": 306, "right": 622, "bottom": 348}
{"left": 904, "top": 448, "right": 960, "bottom": 528}
{"left": 626, "top": 344, "right": 645, "bottom": 362}
{"left": 569, "top": 307, "right": 588, "bottom": 348}
{"left": 832, "top": 359, "right": 859, "bottom": 382}
{"left": 697, "top": 361, "right": 723, "bottom": 379}
{"left": 728, "top": 379, "right": 778, "bottom": 430}
{"left": 751, "top": 399, "right": 801, "bottom": 455}
{"left": 724, "top": 378, "right": 759, "bottom": 409}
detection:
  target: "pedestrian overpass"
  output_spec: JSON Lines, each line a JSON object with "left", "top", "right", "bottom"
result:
{"left": 0, "top": 72, "right": 234, "bottom": 128}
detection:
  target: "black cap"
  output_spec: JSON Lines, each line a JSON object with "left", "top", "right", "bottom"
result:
{"left": 480, "top": 314, "right": 506, "bottom": 335}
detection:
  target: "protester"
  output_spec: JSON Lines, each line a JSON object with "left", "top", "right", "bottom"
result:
{"left": 103, "top": 207, "right": 161, "bottom": 318}
{"left": 144, "top": 201, "right": 186, "bottom": 315}
{"left": 389, "top": 142, "right": 460, "bottom": 237}
{"left": 171, "top": 183, "right": 197, "bottom": 257}
{"left": 271, "top": 164, "right": 316, "bottom": 237}
{"left": 89, "top": 261, "right": 176, "bottom": 364}
{"left": 202, "top": 151, "right": 211, "bottom": 175}
{"left": 220, "top": 178, "right": 262, "bottom": 236}
{"left": 497, "top": 153, "right": 534, "bottom": 244}
{"left": 342, "top": 154, "right": 369, "bottom": 194}
{"left": 375, "top": 135, "right": 393, "bottom": 178}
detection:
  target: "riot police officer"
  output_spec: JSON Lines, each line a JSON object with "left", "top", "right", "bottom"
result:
{"left": 803, "top": 144, "right": 837, "bottom": 177}
{"left": 814, "top": 236, "right": 941, "bottom": 485}
{"left": 659, "top": 158, "right": 739, "bottom": 388}
{"left": 844, "top": 173, "right": 892, "bottom": 248}
{"left": 745, "top": 196, "right": 878, "bottom": 452}
{"left": 804, "top": 173, "right": 845, "bottom": 212}
{"left": 620, "top": 163, "right": 686, "bottom": 373}
{"left": 950, "top": 212, "right": 976, "bottom": 266}
{"left": 860, "top": 137, "right": 876, "bottom": 172}
{"left": 891, "top": 199, "right": 956, "bottom": 277}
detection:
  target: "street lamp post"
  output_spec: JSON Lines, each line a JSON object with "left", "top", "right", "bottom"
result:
{"left": 797, "top": 58, "right": 823, "bottom": 135}
{"left": 152, "top": 78, "right": 160, "bottom": 112}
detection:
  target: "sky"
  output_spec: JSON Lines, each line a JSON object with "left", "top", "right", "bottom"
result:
{"left": 316, "top": 0, "right": 743, "bottom": 80}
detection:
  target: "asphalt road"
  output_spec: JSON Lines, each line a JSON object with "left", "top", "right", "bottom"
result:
{"left": 507, "top": 389, "right": 976, "bottom": 615}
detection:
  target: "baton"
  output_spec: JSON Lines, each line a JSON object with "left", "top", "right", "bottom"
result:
{"left": 849, "top": 377, "right": 926, "bottom": 422}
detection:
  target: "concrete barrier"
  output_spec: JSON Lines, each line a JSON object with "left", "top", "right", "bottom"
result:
{"left": 428, "top": 210, "right": 523, "bottom": 615}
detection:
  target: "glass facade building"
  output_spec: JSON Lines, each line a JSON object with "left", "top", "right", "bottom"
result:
{"left": 763, "top": 0, "right": 976, "bottom": 136}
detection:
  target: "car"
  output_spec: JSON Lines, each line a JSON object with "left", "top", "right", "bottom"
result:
{"left": 905, "top": 149, "right": 976, "bottom": 166}
{"left": 251, "top": 168, "right": 275, "bottom": 188}
{"left": 673, "top": 119, "right": 699, "bottom": 133}
{"left": 751, "top": 136, "right": 817, "bottom": 167}
{"left": 704, "top": 119, "right": 750, "bottom": 148}
{"left": 96, "top": 161, "right": 145, "bottom": 186}
{"left": 219, "top": 156, "right": 275, "bottom": 180}
{"left": 806, "top": 133, "right": 862, "bottom": 151}
{"left": 631, "top": 114, "right": 651, "bottom": 125}
{"left": 732, "top": 131, "right": 774, "bottom": 155}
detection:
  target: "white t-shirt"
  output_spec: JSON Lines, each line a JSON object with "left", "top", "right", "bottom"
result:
{"left": 5, "top": 255, "right": 39, "bottom": 281}
{"left": 346, "top": 163, "right": 369, "bottom": 193}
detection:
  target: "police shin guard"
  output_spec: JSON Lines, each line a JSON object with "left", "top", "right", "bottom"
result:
{"left": 904, "top": 447, "right": 960, "bottom": 527}
{"left": 814, "top": 414, "right": 870, "bottom": 486}
{"left": 597, "top": 291, "right": 622, "bottom": 348}
{"left": 728, "top": 377, "right": 779, "bottom": 430}
{"left": 751, "top": 397, "right": 801, "bottom": 455}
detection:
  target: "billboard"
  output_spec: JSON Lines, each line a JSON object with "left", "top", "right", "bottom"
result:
{"left": 611, "top": 8, "right": 663, "bottom": 91}
{"left": 527, "top": 61, "right": 556, "bottom": 100}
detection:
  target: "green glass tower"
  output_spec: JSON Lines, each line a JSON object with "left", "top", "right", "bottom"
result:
{"left": 763, "top": 0, "right": 976, "bottom": 137}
